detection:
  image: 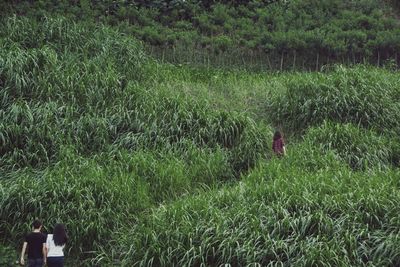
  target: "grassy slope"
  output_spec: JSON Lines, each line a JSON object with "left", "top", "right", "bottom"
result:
{"left": 0, "top": 15, "right": 270, "bottom": 265}
{"left": 107, "top": 159, "right": 400, "bottom": 266}
{"left": 1, "top": 6, "right": 400, "bottom": 266}
{"left": 96, "top": 65, "right": 400, "bottom": 266}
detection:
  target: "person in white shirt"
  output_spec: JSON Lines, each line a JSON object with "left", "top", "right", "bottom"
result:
{"left": 45, "top": 224, "right": 68, "bottom": 267}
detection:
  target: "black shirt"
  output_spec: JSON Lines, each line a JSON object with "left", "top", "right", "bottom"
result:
{"left": 25, "top": 232, "right": 46, "bottom": 259}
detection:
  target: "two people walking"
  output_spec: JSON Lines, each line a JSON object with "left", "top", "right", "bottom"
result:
{"left": 20, "top": 220, "right": 68, "bottom": 267}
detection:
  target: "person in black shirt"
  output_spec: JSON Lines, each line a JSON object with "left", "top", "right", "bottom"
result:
{"left": 20, "top": 220, "right": 47, "bottom": 267}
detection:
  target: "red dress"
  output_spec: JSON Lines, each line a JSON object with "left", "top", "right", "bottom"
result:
{"left": 272, "top": 137, "right": 285, "bottom": 156}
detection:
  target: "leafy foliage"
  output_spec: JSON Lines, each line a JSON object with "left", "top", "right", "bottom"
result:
{"left": 2, "top": 0, "right": 400, "bottom": 69}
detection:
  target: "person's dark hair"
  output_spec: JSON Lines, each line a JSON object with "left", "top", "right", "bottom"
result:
{"left": 273, "top": 131, "right": 282, "bottom": 141}
{"left": 32, "top": 220, "right": 42, "bottom": 229}
{"left": 53, "top": 224, "right": 68, "bottom": 246}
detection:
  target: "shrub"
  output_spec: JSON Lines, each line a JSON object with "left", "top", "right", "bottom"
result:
{"left": 213, "top": 35, "right": 233, "bottom": 53}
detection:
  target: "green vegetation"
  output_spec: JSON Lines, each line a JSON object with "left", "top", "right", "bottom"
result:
{"left": 304, "top": 121, "right": 400, "bottom": 170}
{"left": 0, "top": 15, "right": 269, "bottom": 264}
{"left": 266, "top": 65, "right": 400, "bottom": 132}
{"left": 2, "top": 0, "right": 400, "bottom": 70}
{"left": 103, "top": 161, "right": 400, "bottom": 266}
{"left": 0, "top": 244, "right": 16, "bottom": 266}
{"left": 1, "top": 2, "right": 400, "bottom": 266}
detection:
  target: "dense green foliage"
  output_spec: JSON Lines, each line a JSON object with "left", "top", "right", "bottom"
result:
{"left": 0, "top": 15, "right": 268, "bottom": 172}
{"left": 102, "top": 159, "right": 400, "bottom": 266}
{"left": 1, "top": 3, "right": 400, "bottom": 266}
{"left": 0, "top": 15, "right": 270, "bottom": 264}
{"left": 304, "top": 121, "right": 400, "bottom": 170}
{"left": 267, "top": 65, "right": 400, "bottom": 132}
{"left": 2, "top": 0, "right": 400, "bottom": 69}
{"left": 0, "top": 244, "right": 16, "bottom": 266}
{"left": 92, "top": 60, "right": 400, "bottom": 265}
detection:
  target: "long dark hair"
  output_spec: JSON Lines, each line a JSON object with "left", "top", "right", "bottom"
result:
{"left": 273, "top": 131, "right": 282, "bottom": 141}
{"left": 53, "top": 224, "right": 68, "bottom": 246}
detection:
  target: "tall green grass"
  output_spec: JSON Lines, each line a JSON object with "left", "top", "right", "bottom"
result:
{"left": 2, "top": 14, "right": 400, "bottom": 267}
{"left": 266, "top": 65, "right": 400, "bottom": 133}
{"left": 103, "top": 149, "right": 400, "bottom": 266}
{"left": 0, "top": 147, "right": 235, "bottom": 258}
{"left": 0, "top": 15, "right": 270, "bottom": 264}
{"left": 304, "top": 121, "right": 399, "bottom": 170}
{"left": 0, "top": 15, "right": 269, "bottom": 172}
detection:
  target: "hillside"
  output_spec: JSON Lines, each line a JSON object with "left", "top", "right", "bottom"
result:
{"left": 0, "top": 15, "right": 271, "bottom": 265}
{"left": 1, "top": 2, "right": 400, "bottom": 266}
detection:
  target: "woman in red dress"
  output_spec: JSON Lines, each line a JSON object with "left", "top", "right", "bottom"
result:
{"left": 272, "top": 131, "right": 286, "bottom": 157}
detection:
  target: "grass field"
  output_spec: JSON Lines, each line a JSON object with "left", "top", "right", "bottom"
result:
{"left": 1, "top": 15, "right": 400, "bottom": 266}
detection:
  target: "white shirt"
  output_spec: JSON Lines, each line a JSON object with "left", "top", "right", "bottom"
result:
{"left": 46, "top": 234, "right": 65, "bottom": 257}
